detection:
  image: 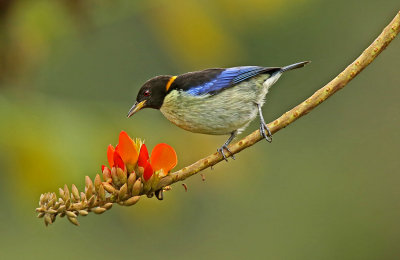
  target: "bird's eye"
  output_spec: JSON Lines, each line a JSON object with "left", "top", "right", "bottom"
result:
{"left": 144, "top": 90, "right": 151, "bottom": 97}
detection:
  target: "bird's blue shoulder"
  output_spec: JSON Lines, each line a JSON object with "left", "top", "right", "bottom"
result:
{"left": 169, "top": 66, "right": 280, "bottom": 96}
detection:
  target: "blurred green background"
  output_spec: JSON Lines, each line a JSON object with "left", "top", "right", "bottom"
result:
{"left": 0, "top": 0, "right": 399, "bottom": 259}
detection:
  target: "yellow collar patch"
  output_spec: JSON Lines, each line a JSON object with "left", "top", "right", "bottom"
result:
{"left": 166, "top": 76, "right": 177, "bottom": 91}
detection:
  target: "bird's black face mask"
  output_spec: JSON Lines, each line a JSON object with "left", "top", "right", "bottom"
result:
{"left": 127, "top": 75, "right": 171, "bottom": 117}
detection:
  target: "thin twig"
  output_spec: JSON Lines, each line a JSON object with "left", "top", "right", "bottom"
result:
{"left": 156, "top": 11, "right": 400, "bottom": 190}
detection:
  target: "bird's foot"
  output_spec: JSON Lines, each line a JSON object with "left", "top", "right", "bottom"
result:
{"left": 260, "top": 123, "right": 272, "bottom": 143}
{"left": 217, "top": 144, "right": 235, "bottom": 162}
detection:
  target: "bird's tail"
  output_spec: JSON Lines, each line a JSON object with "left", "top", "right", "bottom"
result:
{"left": 281, "top": 61, "right": 311, "bottom": 72}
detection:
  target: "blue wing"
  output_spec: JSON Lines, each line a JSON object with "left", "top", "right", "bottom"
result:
{"left": 186, "top": 66, "right": 274, "bottom": 96}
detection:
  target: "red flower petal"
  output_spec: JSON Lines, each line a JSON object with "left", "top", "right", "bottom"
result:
{"left": 107, "top": 145, "right": 115, "bottom": 168}
{"left": 150, "top": 143, "right": 177, "bottom": 174}
{"left": 137, "top": 144, "right": 149, "bottom": 168}
{"left": 113, "top": 150, "right": 125, "bottom": 170}
{"left": 143, "top": 161, "right": 153, "bottom": 181}
{"left": 118, "top": 131, "right": 139, "bottom": 166}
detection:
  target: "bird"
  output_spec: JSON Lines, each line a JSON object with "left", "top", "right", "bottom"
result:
{"left": 127, "top": 61, "right": 310, "bottom": 161}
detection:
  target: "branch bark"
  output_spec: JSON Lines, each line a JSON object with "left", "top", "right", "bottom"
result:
{"left": 156, "top": 11, "right": 400, "bottom": 190}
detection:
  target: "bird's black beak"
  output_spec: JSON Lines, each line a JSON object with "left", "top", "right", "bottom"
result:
{"left": 127, "top": 100, "right": 146, "bottom": 118}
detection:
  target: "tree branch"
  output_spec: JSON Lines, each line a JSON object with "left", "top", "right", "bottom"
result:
{"left": 156, "top": 10, "right": 400, "bottom": 190}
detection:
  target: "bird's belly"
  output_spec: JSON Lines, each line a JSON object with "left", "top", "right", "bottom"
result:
{"left": 161, "top": 103, "right": 257, "bottom": 135}
{"left": 160, "top": 83, "right": 266, "bottom": 135}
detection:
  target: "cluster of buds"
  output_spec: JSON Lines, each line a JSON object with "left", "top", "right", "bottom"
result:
{"left": 36, "top": 131, "right": 177, "bottom": 226}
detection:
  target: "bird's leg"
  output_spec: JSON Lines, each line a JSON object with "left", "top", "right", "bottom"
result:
{"left": 217, "top": 130, "right": 237, "bottom": 162}
{"left": 257, "top": 103, "right": 272, "bottom": 142}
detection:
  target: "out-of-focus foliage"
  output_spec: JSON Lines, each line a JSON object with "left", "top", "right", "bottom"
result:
{"left": 0, "top": 1, "right": 399, "bottom": 259}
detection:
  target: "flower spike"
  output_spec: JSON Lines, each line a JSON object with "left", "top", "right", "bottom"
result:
{"left": 37, "top": 131, "right": 180, "bottom": 226}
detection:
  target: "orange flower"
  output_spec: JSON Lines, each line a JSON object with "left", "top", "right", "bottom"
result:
{"left": 107, "top": 144, "right": 115, "bottom": 168}
{"left": 150, "top": 143, "right": 177, "bottom": 174}
{"left": 139, "top": 143, "right": 178, "bottom": 180}
{"left": 113, "top": 150, "right": 125, "bottom": 170}
{"left": 143, "top": 162, "right": 153, "bottom": 181}
{"left": 137, "top": 144, "right": 149, "bottom": 168}
{"left": 117, "top": 131, "right": 139, "bottom": 167}
{"left": 104, "top": 132, "right": 177, "bottom": 182}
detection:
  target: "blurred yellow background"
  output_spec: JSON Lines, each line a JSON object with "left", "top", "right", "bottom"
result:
{"left": 0, "top": 0, "right": 399, "bottom": 259}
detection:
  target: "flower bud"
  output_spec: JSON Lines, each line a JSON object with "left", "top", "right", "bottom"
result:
{"left": 102, "top": 182, "right": 116, "bottom": 194}
{"left": 102, "top": 165, "right": 111, "bottom": 182}
{"left": 94, "top": 174, "right": 102, "bottom": 193}
{"left": 67, "top": 216, "right": 79, "bottom": 226}
{"left": 118, "top": 183, "right": 128, "bottom": 201}
{"left": 98, "top": 184, "right": 106, "bottom": 202}
{"left": 132, "top": 178, "right": 142, "bottom": 196}
{"left": 111, "top": 167, "right": 120, "bottom": 187}
{"left": 127, "top": 171, "right": 136, "bottom": 193}
{"left": 71, "top": 184, "right": 80, "bottom": 201}
{"left": 123, "top": 196, "right": 140, "bottom": 206}
{"left": 85, "top": 176, "right": 93, "bottom": 190}
{"left": 92, "top": 207, "right": 106, "bottom": 214}
{"left": 117, "top": 167, "right": 127, "bottom": 185}
{"left": 103, "top": 203, "right": 113, "bottom": 210}
{"left": 63, "top": 184, "right": 70, "bottom": 200}
{"left": 79, "top": 210, "right": 89, "bottom": 216}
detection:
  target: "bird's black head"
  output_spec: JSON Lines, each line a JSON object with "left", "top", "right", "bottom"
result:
{"left": 127, "top": 75, "right": 172, "bottom": 117}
